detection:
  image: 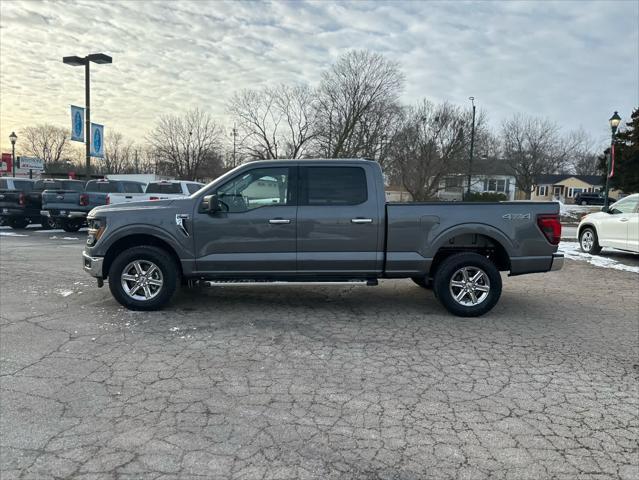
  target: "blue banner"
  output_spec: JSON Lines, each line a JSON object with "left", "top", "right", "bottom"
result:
{"left": 70, "top": 105, "right": 84, "bottom": 142}
{"left": 90, "top": 123, "right": 104, "bottom": 158}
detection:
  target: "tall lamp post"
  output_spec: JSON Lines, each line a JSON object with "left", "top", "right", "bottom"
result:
{"left": 603, "top": 111, "right": 621, "bottom": 210}
{"left": 9, "top": 131, "right": 17, "bottom": 177}
{"left": 63, "top": 53, "right": 112, "bottom": 180}
{"left": 466, "top": 96, "right": 476, "bottom": 199}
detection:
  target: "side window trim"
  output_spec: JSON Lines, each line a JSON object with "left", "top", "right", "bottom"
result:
{"left": 205, "top": 165, "right": 298, "bottom": 213}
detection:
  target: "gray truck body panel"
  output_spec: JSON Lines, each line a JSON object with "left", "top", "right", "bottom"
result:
{"left": 84, "top": 159, "right": 561, "bottom": 280}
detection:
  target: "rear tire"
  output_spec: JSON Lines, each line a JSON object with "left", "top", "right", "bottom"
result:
{"left": 579, "top": 227, "right": 602, "bottom": 254}
{"left": 433, "top": 252, "right": 502, "bottom": 317}
{"left": 61, "top": 219, "right": 82, "bottom": 233}
{"left": 580, "top": 200, "right": 588, "bottom": 205}
{"left": 8, "top": 218, "right": 29, "bottom": 229}
{"left": 108, "top": 246, "right": 179, "bottom": 311}
{"left": 40, "top": 216, "right": 56, "bottom": 230}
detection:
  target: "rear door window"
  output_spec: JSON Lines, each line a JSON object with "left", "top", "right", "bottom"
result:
{"left": 146, "top": 182, "right": 182, "bottom": 194}
{"left": 302, "top": 167, "right": 367, "bottom": 205}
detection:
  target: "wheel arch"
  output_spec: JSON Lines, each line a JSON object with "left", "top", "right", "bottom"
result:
{"left": 429, "top": 228, "right": 512, "bottom": 277}
{"left": 102, "top": 234, "right": 183, "bottom": 279}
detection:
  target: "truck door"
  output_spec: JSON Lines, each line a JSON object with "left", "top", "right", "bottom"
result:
{"left": 297, "top": 165, "right": 381, "bottom": 276}
{"left": 192, "top": 166, "right": 297, "bottom": 275}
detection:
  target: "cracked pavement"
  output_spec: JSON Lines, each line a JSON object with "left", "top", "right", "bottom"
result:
{"left": 1, "top": 231, "right": 638, "bottom": 479}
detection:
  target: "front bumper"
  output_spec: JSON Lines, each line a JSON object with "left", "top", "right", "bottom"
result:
{"left": 83, "top": 251, "right": 104, "bottom": 278}
{"left": 550, "top": 253, "right": 564, "bottom": 271}
{"left": 42, "top": 210, "right": 87, "bottom": 219}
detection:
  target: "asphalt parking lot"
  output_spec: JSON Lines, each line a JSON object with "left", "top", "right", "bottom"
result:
{"left": 1, "top": 228, "right": 638, "bottom": 480}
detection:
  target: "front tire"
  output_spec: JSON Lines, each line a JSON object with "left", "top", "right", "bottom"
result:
{"left": 108, "top": 246, "right": 179, "bottom": 311}
{"left": 433, "top": 253, "right": 502, "bottom": 317}
{"left": 40, "top": 216, "right": 56, "bottom": 230}
{"left": 579, "top": 227, "right": 602, "bottom": 254}
{"left": 8, "top": 218, "right": 29, "bottom": 229}
{"left": 580, "top": 200, "right": 588, "bottom": 206}
{"left": 61, "top": 219, "right": 82, "bottom": 232}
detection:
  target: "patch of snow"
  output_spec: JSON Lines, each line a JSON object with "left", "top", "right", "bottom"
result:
{"left": 57, "top": 289, "right": 74, "bottom": 297}
{"left": 35, "top": 229, "right": 65, "bottom": 234}
{"left": 62, "top": 237, "right": 79, "bottom": 240}
{"left": 0, "top": 231, "right": 28, "bottom": 237}
{"left": 559, "top": 241, "right": 639, "bottom": 274}
{"left": 169, "top": 327, "right": 181, "bottom": 332}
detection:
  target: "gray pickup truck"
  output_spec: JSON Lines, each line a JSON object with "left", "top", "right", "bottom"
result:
{"left": 42, "top": 179, "right": 145, "bottom": 232}
{"left": 83, "top": 159, "right": 563, "bottom": 317}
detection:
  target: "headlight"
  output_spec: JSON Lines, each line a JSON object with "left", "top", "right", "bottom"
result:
{"left": 86, "top": 217, "right": 106, "bottom": 246}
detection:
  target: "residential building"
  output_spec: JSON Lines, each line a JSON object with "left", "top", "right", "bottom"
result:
{"left": 531, "top": 174, "right": 621, "bottom": 203}
{"left": 435, "top": 158, "right": 517, "bottom": 201}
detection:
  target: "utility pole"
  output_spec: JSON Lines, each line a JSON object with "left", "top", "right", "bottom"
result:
{"left": 231, "top": 124, "right": 238, "bottom": 167}
{"left": 466, "top": 97, "right": 476, "bottom": 199}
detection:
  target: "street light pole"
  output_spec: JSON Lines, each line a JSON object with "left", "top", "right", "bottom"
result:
{"left": 9, "top": 132, "right": 17, "bottom": 177}
{"left": 466, "top": 97, "right": 476, "bottom": 199}
{"left": 63, "top": 53, "right": 112, "bottom": 180}
{"left": 603, "top": 111, "right": 621, "bottom": 210}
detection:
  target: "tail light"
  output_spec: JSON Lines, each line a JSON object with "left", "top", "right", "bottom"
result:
{"left": 79, "top": 193, "right": 89, "bottom": 206}
{"left": 106, "top": 195, "right": 110, "bottom": 205}
{"left": 18, "top": 192, "right": 25, "bottom": 206}
{"left": 149, "top": 196, "right": 159, "bottom": 201}
{"left": 537, "top": 214, "right": 561, "bottom": 245}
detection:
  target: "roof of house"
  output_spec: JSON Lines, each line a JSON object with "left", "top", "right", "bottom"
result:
{"left": 535, "top": 174, "right": 603, "bottom": 186}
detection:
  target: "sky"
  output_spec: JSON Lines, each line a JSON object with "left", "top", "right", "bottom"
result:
{"left": 0, "top": 0, "right": 637, "bottom": 154}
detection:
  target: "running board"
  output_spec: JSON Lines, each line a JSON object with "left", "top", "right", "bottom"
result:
{"left": 199, "top": 279, "right": 379, "bottom": 287}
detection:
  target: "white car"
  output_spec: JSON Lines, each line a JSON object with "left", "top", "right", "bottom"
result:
{"left": 578, "top": 193, "right": 639, "bottom": 254}
{"left": 142, "top": 180, "right": 204, "bottom": 201}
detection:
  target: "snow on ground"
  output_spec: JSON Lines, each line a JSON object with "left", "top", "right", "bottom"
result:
{"left": 0, "top": 231, "right": 28, "bottom": 237}
{"left": 559, "top": 241, "right": 639, "bottom": 274}
{"left": 558, "top": 202, "right": 599, "bottom": 223}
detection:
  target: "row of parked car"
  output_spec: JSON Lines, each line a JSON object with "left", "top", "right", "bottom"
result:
{"left": 0, "top": 177, "right": 203, "bottom": 232}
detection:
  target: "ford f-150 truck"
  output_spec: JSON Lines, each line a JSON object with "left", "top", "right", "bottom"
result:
{"left": 82, "top": 159, "right": 563, "bottom": 317}
{"left": 42, "top": 179, "right": 145, "bottom": 232}
{"left": 0, "top": 178, "right": 82, "bottom": 229}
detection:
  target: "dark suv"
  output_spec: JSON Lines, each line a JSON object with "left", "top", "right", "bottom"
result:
{"left": 574, "top": 192, "right": 616, "bottom": 206}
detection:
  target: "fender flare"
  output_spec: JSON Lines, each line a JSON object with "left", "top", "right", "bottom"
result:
{"left": 427, "top": 223, "right": 516, "bottom": 257}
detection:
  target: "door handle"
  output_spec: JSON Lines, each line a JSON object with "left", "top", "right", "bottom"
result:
{"left": 619, "top": 218, "right": 629, "bottom": 222}
{"left": 351, "top": 218, "right": 373, "bottom": 224}
{"left": 269, "top": 219, "right": 291, "bottom": 224}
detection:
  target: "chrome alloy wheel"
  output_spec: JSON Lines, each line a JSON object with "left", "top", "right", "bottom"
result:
{"left": 449, "top": 266, "right": 491, "bottom": 306}
{"left": 121, "top": 260, "right": 164, "bottom": 301}
{"left": 581, "top": 230, "right": 594, "bottom": 252}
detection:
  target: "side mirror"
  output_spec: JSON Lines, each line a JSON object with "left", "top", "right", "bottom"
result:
{"left": 201, "top": 194, "right": 221, "bottom": 214}
{"left": 600, "top": 206, "right": 609, "bottom": 213}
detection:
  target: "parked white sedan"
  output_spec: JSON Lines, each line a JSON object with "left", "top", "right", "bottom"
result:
{"left": 578, "top": 193, "right": 639, "bottom": 254}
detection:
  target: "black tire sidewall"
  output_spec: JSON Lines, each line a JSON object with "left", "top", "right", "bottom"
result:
{"left": 61, "top": 219, "right": 82, "bottom": 232}
{"left": 434, "top": 253, "right": 502, "bottom": 317}
{"left": 108, "top": 246, "right": 179, "bottom": 311}
{"left": 9, "top": 218, "right": 29, "bottom": 229}
{"left": 579, "top": 227, "right": 601, "bottom": 254}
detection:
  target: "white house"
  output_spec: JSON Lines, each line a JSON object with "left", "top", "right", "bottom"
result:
{"left": 435, "top": 159, "right": 517, "bottom": 201}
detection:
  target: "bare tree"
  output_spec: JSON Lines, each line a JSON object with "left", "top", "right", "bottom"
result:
{"left": 390, "top": 101, "right": 467, "bottom": 201}
{"left": 563, "top": 128, "right": 600, "bottom": 175}
{"left": 147, "top": 109, "right": 223, "bottom": 180}
{"left": 315, "top": 50, "right": 404, "bottom": 158}
{"left": 20, "top": 124, "right": 70, "bottom": 166}
{"left": 228, "top": 84, "right": 317, "bottom": 160}
{"left": 501, "top": 114, "right": 574, "bottom": 199}
{"left": 103, "top": 131, "right": 135, "bottom": 174}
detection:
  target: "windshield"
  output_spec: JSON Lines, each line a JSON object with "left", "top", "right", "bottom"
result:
{"left": 146, "top": 182, "right": 182, "bottom": 194}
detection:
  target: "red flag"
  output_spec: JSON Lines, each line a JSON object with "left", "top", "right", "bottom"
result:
{"left": 608, "top": 144, "right": 615, "bottom": 178}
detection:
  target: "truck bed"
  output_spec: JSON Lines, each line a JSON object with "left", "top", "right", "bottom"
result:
{"left": 385, "top": 201, "right": 560, "bottom": 276}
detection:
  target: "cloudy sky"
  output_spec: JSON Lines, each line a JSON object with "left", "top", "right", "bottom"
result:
{"left": 0, "top": 0, "right": 637, "bottom": 153}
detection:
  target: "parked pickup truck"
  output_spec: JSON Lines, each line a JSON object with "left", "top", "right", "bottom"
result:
{"left": 142, "top": 180, "right": 204, "bottom": 201}
{"left": 1, "top": 178, "right": 83, "bottom": 229}
{"left": 42, "top": 179, "right": 145, "bottom": 232}
{"left": 82, "top": 159, "right": 563, "bottom": 317}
